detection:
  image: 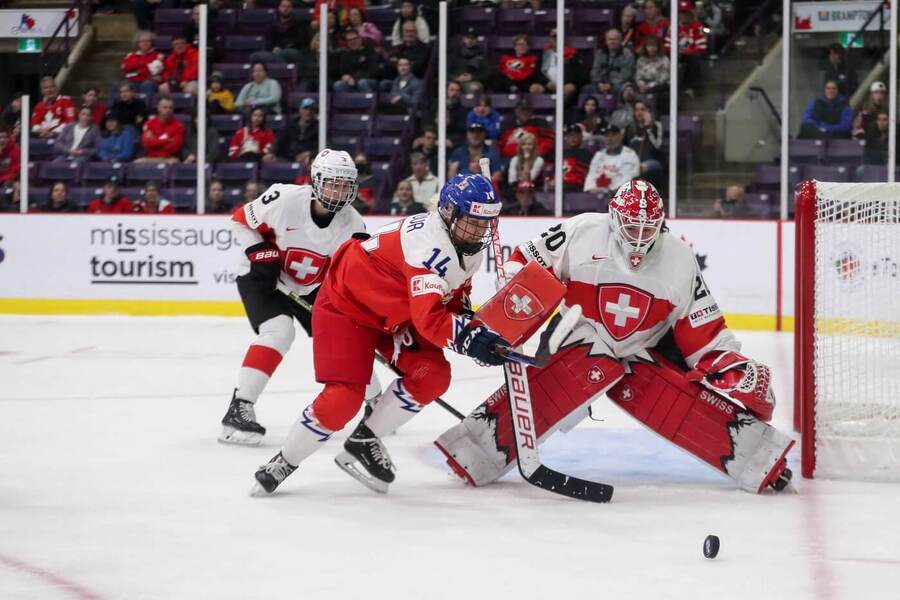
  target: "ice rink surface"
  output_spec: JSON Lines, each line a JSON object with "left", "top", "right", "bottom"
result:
{"left": 2, "top": 315, "right": 899, "bottom": 600}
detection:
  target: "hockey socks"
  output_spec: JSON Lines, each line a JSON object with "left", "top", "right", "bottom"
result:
{"left": 281, "top": 405, "right": 335, "bottom": 466}
{"left": 365, "top": 379, "right": 424, "bottom": 438}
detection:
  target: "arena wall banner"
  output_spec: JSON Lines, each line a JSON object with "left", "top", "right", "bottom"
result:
{"left": 0, "top": 215, "right": 781, "bottom": 330}
{"left": 0, "top": 8, "right": 80, "bottom": 38}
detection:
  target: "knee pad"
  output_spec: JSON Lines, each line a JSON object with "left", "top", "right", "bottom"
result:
{"left": 257, "top": 314, "right": 296, "bottom": 355}
{"left": 399, "top": 354, "right": 451, "bottom": 403}
{"left": 312, "top": 381, "right": 367, "bottom": 432}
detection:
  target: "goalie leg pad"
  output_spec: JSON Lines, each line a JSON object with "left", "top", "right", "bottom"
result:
{"left": 435, "top": 343, "right": 624, "bottom": 486}
{"left": 607, "top": 352, "right": 795, "bottom": 493}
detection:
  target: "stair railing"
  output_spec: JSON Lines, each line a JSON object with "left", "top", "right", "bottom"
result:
{"left": 40, "top": 0, "right": 88, "bottom": 76}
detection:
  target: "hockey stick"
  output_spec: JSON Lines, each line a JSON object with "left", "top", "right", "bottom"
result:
{"left": 481, "top": 158, "right": 613, "bottom": 503}
{"left": 280, "top": 286, "right": 466, "bottom": 421}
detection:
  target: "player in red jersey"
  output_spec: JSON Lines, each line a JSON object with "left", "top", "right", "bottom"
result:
{"left": 253, "top": 174, "right": 512, "bottom": 495}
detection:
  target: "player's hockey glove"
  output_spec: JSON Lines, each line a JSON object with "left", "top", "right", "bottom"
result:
{"left": 686, "top": 351, "right": 775, "bottom": 421}
{"left": 245, "top": 241, "right": 281, "bottom": 288}
{"left": 454, "top": 321, "right": 510, "bottom": 366}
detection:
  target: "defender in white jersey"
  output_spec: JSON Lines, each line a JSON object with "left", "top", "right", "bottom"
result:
{"left": 219, "top": 149, "right": 370, "bottom": 445}
{"left": 437, "top": 180, "right": 796, "bottom": 493}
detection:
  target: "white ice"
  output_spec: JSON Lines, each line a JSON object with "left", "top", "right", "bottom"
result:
{"left": 1, "top": 316, "right": 898, "bottom": 600}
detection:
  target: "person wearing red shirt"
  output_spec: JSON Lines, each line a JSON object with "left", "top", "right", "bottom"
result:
{"left": 136, "top": 97, "right": 185, "bottom": 163}
{"left": 159, "top": 35, "right": 199, "bottom": 95}
{"left": 495, "top": 33, "right": 548, "bottom": 94}
{"left": 81, "top": 88, "right": 107, "bottom": 127}
{"left": 121, "top": 30, "right": 166, "bottom": 95}
{"left": 0, "top": 128, "right": 20, "bottom": 185}
{"left": 667, "top": 0, "right": 708, "bottom": 95}
{"left": 311, "top": 0, "right": 365, "bottom": 25}
{"left": 132, "top": 181, "right": 175, "bottom": 214}
{"left": 87, "top": 176, "right": 133, "bottom": 213}
{"left": 31, "top": 76, "right": 76, "bottom": 138}
{"left": 635, "top": 0, "right": 670, "bottom": 52}
{"left": 228, "top": 107, "right": 276, "bottom": 162}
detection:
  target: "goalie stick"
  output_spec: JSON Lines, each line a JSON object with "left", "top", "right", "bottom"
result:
{"left": 279, "top": 285, "right": 466, "bottom": 421}
{"left": 481, "top": 157, "right": 614, "bottom": 503}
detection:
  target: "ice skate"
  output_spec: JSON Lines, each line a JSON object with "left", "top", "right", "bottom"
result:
{"left": 219, "top": 389, "right": 266, "bottom": 446}
{"left": 335, "top": 422, "right": 395, "bottom": 494}
{"left": 251, "top": 452, "right": 297, "bottom": 495}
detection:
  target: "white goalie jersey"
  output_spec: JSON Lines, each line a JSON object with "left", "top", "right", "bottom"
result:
{"left": 509, "top": 213, "right": 740, "bottom": 366}
{"left": 231, "top": 183, "right": 366, "bottom": 297}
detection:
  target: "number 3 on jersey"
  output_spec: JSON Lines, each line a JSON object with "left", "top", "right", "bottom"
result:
{"left": 423, "top": 248, "right": 450, "bottom": 277}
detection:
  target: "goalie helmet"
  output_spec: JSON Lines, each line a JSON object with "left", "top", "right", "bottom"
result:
{"left": 311, "top": 148, "right": 359, "bottom": 213}
{"left": 438, "top": 174, "right": 500, "bottom": 256}
{"left": 608, "top": 179, "right": 665, "bottom": 270}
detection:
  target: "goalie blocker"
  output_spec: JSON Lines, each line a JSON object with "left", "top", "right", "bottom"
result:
{"left": 436, "top": 343, "right": 794, "bottom": 493}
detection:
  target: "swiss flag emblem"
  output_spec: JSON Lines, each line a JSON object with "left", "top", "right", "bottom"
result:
{"left": 597, "top": 284, "right": 653, "bottom": 341}
{"left": 282, "top": 248, "right": 329, "bottom": 286}
{"left": 504, "top": 283, "right": 543, "bottom": 321}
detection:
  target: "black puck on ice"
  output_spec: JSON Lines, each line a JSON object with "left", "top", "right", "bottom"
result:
{"left": 703, "top": 535, "right": 720, "bottom": 559}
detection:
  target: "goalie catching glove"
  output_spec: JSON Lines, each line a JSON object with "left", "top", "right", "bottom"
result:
{"left": 686, "top": 351, "right": 775, "bottom": 422}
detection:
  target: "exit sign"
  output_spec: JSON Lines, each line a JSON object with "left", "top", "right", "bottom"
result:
{"left": 18, "top": 38, "right": 41, "bottom": 53}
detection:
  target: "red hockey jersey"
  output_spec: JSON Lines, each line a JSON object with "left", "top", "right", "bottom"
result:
{"left": 0, "top": 138, "right": 20, "bottom": 184}
{"left": 31, "top": 95, "right": 76, "bottom": 135}
{"left": 141, "top": 116, "right": 185, "bottom": 158}
{"left": 228, "top": 127, "right": 275, "bottom": 159}
{"left": 162, "top": 46, "right": 199, "bottom": 84}
{"left": 665, "top": 20, "right": 708, "bottom": 56}
{"left": 87, "top": 196, "right": 133, "bottom": 214}
{"left": 121, "top": 50, "right": 165, "bottom": 82}
{"left": 497, "top": 53, "right": 539, "bottom": 82}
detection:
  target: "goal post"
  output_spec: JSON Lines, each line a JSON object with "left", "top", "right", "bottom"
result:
{"left": 795, "top": 180, "right": 900, "bottom": 481}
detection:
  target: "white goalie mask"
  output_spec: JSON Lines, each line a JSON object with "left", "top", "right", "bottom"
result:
{"left": 608, "top": 180, "right": 665, "bottom": 270}
{"left": 311, "top": 149, "right": 359, "bottom": 213}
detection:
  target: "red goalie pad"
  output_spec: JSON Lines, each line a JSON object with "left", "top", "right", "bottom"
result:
{"left": 476, "top": 261, "right": 566, "bottom": 347}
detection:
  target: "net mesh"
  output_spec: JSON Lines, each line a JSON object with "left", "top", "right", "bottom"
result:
{"left": 813, "top": 183, "right": 900, "bottom": 449}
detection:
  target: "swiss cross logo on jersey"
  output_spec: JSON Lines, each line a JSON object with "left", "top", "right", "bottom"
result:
{"left": 504, "top": 284, "right": 543, "bottom": 321}
{"left": 597, "top": 284, "right": 653, "bottom": 341}
{"left": 618, "top": 385, "right": 634, "bottom": 402}
{"left": 587, "top": 364, "right": 606, "bottom": 385}
{"left": 281, "top": 248, "right": 329, "bottom": 287}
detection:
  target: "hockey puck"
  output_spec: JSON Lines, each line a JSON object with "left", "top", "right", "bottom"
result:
{"left": 703, "top": 535, "right": 720, "bottom": 559}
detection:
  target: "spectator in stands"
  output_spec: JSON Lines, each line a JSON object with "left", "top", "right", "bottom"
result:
{"left": 576, "top": 96, "right": 604, "bottom": 139}
{"left": 31, "top": 76, "right": 76, "bottom": 138}
{"left": 712, "top": 186, "right": 756, "bottom": 219}
{"left": 636, "top": 35, "right": 669, "bottom": 107}
{"left": 251, "top": 0, "right": 310, "bottom": 66}
{"left": 133, "top": 181, "right": 175, "bottom": 214}
{"left": 862, "top": 110, "right": 890, "bottom": 166}
{"left": 160, "top": 34, "right": 199, "bottom": 95}
{"left": 503, "top": 180, "right": 549, "bottom": 216}
{"left": 609, "top": 83, "right": 639, "bottom": 131}
{"left": 53, "top": 106, "right": 101, "bottom": 163}
{"left": 498, "top": 99, "right": 552, "bottom": 159}
{"left": 620, "top": 5, "right": 638, "bottom": 49}
{"left": 448, "top": 123, "right": 502, "bottom": 179}
{"left": 136, "top": 96, "right": 185, "bottom": 163}
{"left": 636, "top": 0, "right": 669, "bottom": 52}
{"left": 297, "top": 34, "right": 324, "bottom": 93}
{"left": 412, "top": 125, "right": 439, "bottom": 175}
{"left": 444, "top": 80, "right": 468, "bottom": 149}
{"left": 181, "top": 5, "right": 200, "bottom": 47}
{"left": 627, "top": 99, "right": 664, "bottom": 187}
{"left": 584, "top": 123, "right": 640, "bottom": 196}
{"left": 390, "top": 179, "right": 427, "bottom": 216}
{"left": 208, "top": 72, "right": 235, "bottom": 114}
{"left": 380, "top": 57, "right": 423, "bottom": 112}
{"left": 347, "top": 7, "right": 384, "bottom": 48}
{"left": 391, "top": 20, "right": 431, "bottom": 79}
{"left": 391, "top": 1, "right": 429, "bottom": 46}
{"left": 206, "top": 179, "right": 231, "bottom": 213}
{"left": 353, "top": 152, "right": 378, "bottom": 211}
{"left": 275, "top": 98, "right": 318, "bottom": 163}
{"left": 694, "top": 0, "right": 726, "bottom": 43}
{"left": 182, "top": 113, "right": 222, "bottom": 164}
{"left": 229, "top": 107, "right": 276, "bottom": 162}
{"left": 82, "top": 88, "right": 107, "bottom": 126}
{"left": 495, "top": 34, "right": 547, "bottom": 94}
{"left": 311, "top": 0, "right": 363, "bottom": 27}
{"left": 0, "top": 181, "right": 20, "bottom": 212}
{"left": 853, "top": 81, "right": 888, "bottom": 139}
{"left": 799, "top": 80, "right": 853, "bottom": 140}
{"left": 672, "top": 1, "right": 707, "bottom": 96}
{"left": 242, "top": 180, "right": 260, "bottom": 205}
{"left": 589, "top": 28, "right": 635, "bottom": 96}
{"left": 333, "top": 29, "right": 382, "bottom": 93}
{"left": 541, "top": 28, "right": 585, "bottom": 104}
{"left": 506, "top": 131, "right": 544, "bottom": 194}
{"left": 235, "top": 62, "right": 283, "bottom": 115}
{"left": 0, "top": 128, "right": 20, "bottom": 185}
{"left": 1, "top": 93, "right": 22, "bottom": 137}
{"left": 110, "top": 82, "right": 149, "bottom": 131}
{"left": 466, "top": 95, "right": 500, "bottom": 139}
{"left": 121, "top": 31, "right": 165, "bottom": 95}
{"left": 823, "top": 43, "right": 858, "bottom": 98}
{"left": 560, "top": 124, "right": 592, "bottom": 192}
{"left": 97, "top": 113, "right": 138, "bottom": 162}
{"left": 41, "top": 181, "right": 75, "bottom": 213}
{"left": 404, "top": 152, "right": 438, "bottom": 206}
{"left": 449, "top": 28, "right": 488, "bottom": 94}
{"left": 87, "top": 176, "right": 133, "bottom": 213}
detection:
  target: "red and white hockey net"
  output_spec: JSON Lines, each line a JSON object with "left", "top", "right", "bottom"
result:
{"left": 795, "top": 180, "right": 900, "bottom": 480}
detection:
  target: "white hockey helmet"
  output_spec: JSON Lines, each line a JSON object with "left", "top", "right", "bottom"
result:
{"left": 311, "top": 148, "right": 359, "bottom": 213}
{"left": 607, "top": 179, "right": 665, "bottom": 270}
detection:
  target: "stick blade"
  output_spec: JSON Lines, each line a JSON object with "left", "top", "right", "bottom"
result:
{"left": 526, "top": 465, "right": 614, "bottom": 503}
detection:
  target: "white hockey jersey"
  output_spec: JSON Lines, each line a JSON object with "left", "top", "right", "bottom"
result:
{"left": 510, "top": 213, "right": 739, "bottom": 366}
{"left": 231, "top": 183, "right": 366, "bottom": 297}
{"left": 583, "top": 146, "right": 641, "bottom": 193}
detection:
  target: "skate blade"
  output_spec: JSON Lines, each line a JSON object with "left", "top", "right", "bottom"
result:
{"left": 334, "top": 451, "right": 389, "bottom": 494}
{"left": 218, "top": 426, "right": 263, "bottom": 446}
{"left": 249, "top": 481, "right": 271, "bottom": 497}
